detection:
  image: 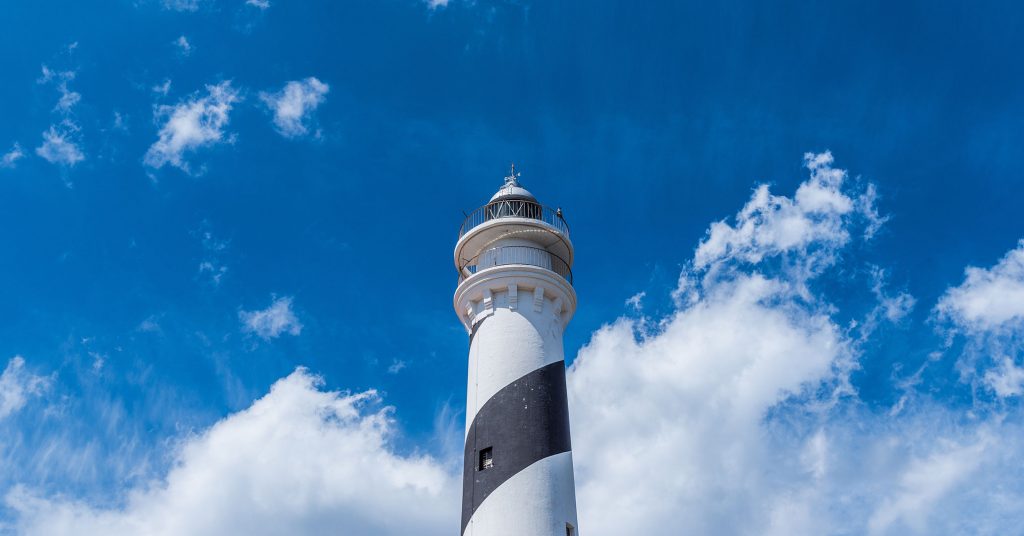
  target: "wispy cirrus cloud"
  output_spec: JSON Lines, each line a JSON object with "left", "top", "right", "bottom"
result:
{"left": 240, "top": 296, "right": 303, "bottom": 340}
{"left": 194, "top": 222, "right": 229, "bottom": 286}
{"left": 259, "top": 77, "right": 329, "bottom": 138}
{"left": 36, "top": 64, "right": 85, "bottom": 168}
{"left": 144, "top": 81, "right": 240, "bottom": 173}
{"left": 161, "top": 0, "right": 202, "bottom": 12}
{"left": 38, "top": 65, "right": 80, "bottom": 114}
{"left": 36, "top": 123, "right": 85, "bottom": 167}
{"left": 0, "top": 356, "right": 49, "bottom": 421}
{"left": 1, "top": 143, "right": 24, "bottom": 169}
{"left": 152, "top": 79, "right": 172, "bottom": 96}
{"left": 174, "top": 35, "right": 192, "bottom": 56}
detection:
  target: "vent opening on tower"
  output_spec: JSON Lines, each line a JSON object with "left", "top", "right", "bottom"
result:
{"left": 566, "top": 522, "right": 575, "bottom": 536}
{"left": 479, "top": 447, "right": 493, "bottom": 470}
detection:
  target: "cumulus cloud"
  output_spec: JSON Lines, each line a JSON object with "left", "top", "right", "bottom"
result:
{"left": 246, "top": 0, "right": 270, "bottom": 8}
{"left": 8, "top": 152, "right": 1024, "bottom": 536}
{"left": 240, "top": 296, "right": 303, "bottom": 340}
{"left": 36, "top": 124, "right": 85, "bottom": 167}
{"left": 6, "top": 369, "right": 457, "bottom": 535}
{"left": 0, "top": 356, "right": 49, "bottom": 420}
{"left": 566, "top": 153, "right": 1024, "bottom": 535}
{"left": 694, "top": 151, "right": 878, "bottom": 290}
{"left": 259, "top": 77, "right": 329, "bottom": 138}
{"left": 936, "top": 240, "right": 1024, "bottom": 397}
{"left": 144, "top": 81, "right": 240, "bottom": 173}
{"left": 936, "top": 241, "right": 1024, "bottom": 332}
{"left": 1, "top": 143, "right": 24, "bottom": 168}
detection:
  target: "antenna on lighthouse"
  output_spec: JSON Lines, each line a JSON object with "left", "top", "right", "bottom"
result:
{"left": 504, "top": 163, "right": 521, "bottom": 187}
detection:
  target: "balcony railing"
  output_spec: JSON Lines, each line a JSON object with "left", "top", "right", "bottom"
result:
{"left": 459, "top": 199, "right": 570, "bottom": 238}
{"left": 459, "top": 245, "right": 572, "bottom": 284}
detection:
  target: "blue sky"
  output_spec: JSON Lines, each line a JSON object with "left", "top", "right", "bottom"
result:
{"left": 2, "top": 1, "right": 1024, "bottom": 534}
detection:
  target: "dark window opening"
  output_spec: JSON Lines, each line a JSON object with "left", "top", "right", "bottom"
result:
{"left": 566, "top": 523, "right": 575, "bottom": 536}
{"left": 479, "top": 447, "right": 493, "bottom": 470}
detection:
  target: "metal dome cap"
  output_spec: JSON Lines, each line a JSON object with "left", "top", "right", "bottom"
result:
{"left": 489, "top": 164, "right": 537, "bottom": 202}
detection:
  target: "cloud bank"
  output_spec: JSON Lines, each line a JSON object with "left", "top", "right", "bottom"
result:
{"left": 7, "top": 370, "right": 457, "bottom": 535}
{"left": 566, "top": 152, "right": 1024, "bottom": 535}
{"left": 7, "top": 153, "right": 1024, "bottom": 535}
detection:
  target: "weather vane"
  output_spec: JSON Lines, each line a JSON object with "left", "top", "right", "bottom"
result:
{"left": 504, "top": 162, "right": 521, "bottom": 187}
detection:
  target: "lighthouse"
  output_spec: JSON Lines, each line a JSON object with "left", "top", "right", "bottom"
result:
{"left": 454, "top": 166, "right": 579, "bottom": 536}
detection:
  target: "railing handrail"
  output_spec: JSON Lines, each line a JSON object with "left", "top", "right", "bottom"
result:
{"left": 458, "top": 245, "right": 573, "bottom": 284}
{"left": 459, "top": 199, "right": 570, "bottom": 238}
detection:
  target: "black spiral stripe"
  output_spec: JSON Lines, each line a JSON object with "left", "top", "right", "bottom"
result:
{"left": 461, "top": 359, "right": 572, "bottom": 534}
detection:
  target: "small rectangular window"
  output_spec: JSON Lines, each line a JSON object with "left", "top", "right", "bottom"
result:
{"left": 479, "top": 447, "right": 493, "bottom": 470}
{"left": 566, "top": 523, "right": 575, "bottom": 536}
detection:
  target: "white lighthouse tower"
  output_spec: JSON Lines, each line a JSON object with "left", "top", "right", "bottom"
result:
{"left": 454, "top": 165, "right": 579, "bottom": 536}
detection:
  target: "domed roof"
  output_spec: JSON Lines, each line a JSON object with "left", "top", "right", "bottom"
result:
{"left": 489, "top": 184, "right": 536, "bottom": 202}
{"left": 489, "top": 164, "right": 537, "bottom": 202}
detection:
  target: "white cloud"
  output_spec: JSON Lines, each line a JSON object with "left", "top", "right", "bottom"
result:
{"left": 196, "top": 225, "right": 229, "bottom": 286}
{"left": 259, "top": 77, "right": 329, "bottom": 138}
{"left": 6, "top": 369, "right": 457, "bottom": 535}
{"left": 38, "top": 65, "right": 80, "bottom": 114}
{"left": 425, "top": 0, "right": 448, "bottom": 8}
{"left": 566, "top": 153, "right": 1024, "bottom": 535}
{"left": 36, "top": 64, "right": 85, "bottom": 167}
{"left": 246, "top": 0, "right": 271, "bottom": 8}
{"left": 694, "top": 151, "right": 877, "bottom": 290}
{"left": 624, "top": 291, "right": 645, "bottom": 311}
{"left": 152, "top": 79, "right": 172, "bottom": 96}
{"left": 162, "top": 0, "right": 201, "bottom": 11}
{"left": 936, "top": 240, "right": 1024, "bottom": 332}
{"left": 8, "top": 152, "right": 1024, "bottom": 536}
{"left": 387, "top": 360, "right": 407, "bottom": 374}
{"left": 0, "top": 356, "right": 49, "bottom": 420}
{"left": 935, "top": 240, "right": 1024, "bottom": 397}
{"left": 240, "top": 296, "right": 303, "bottom": 340}
{"left": 1, "top": 143, "right": 24, "bottom": 168}
{"left": 137, "top": 316, "right": 162, "bottom": 334}
{"left": 867, "top": 437, "right": 988, "bottom": 535}
{"left": 36, "top": 124, "right": 85, "bottom": 167}
{"left": 870, "top": 265, "right": 916, "bottom": 324}
{"left": 175, "top": 35, "right": 192, "bottom": 56}
{"left": 144, "top": 81, "right": 240, "bottom": 173}
{"left": 55, "top": 87, "right": 81, "bottom": 113}
{"left": 198, "top": 261, "right": 228, "bottom": 285}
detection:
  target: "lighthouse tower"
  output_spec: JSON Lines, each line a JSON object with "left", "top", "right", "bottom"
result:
{"left": 454, "top": 166, "right": 579, "bottom": 536}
